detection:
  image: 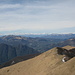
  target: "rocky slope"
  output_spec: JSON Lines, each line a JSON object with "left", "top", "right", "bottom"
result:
{"left": 0, "top": 46, "right": 75, "bottom": 75}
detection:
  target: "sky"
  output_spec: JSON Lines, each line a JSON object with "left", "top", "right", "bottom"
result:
{"left": 0, "top": 0, "right": 75, "bottom": 34}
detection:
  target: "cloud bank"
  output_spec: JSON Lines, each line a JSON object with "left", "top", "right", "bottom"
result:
{"left": 0, "top": 0, "right": 75, "bottom": 34}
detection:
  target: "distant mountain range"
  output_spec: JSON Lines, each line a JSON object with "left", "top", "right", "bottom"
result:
{"left": 57, "top": 38, "right": 75, "bottom": 47}
{"left": 0, "top": 34, "right": 75, "bottom": 52}
{"left": 0, "top": 35, "right": 65, "bottom": 52}
{"left": 0, "top": 34, "right": 75, "bottom": 65}
{"left": 1, "top": 33, "right": 75, "bottom": 39}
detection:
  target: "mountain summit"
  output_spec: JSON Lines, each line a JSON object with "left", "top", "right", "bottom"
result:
{"left": 0, "top": 46, "right": 75, "bottom": 75}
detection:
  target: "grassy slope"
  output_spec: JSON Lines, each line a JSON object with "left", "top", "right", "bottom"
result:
{"left": 63, "top": 45, "right": 75, "bottom": 50}
{"left": 49, "top": 57, "right": 75, "bottom": 75}
{"left": 0, "top": 47, "right": 75, "bottom": 75}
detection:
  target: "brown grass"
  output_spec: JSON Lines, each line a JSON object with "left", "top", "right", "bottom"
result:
{"left": 0, "top": 46, "right": 75, "bottom": 75}
{"left": 63, "top": 45, "right": 75, "bottom": 50}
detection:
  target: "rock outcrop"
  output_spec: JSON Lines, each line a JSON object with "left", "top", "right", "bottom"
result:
{"left": 57, "top": 47, "right": 75, "bottom": 62}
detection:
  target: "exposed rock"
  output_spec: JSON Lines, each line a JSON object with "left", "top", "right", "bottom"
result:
{"left": 57, "top": 47, "right": 75, "bottom": 62}
{"left": 62, "top": 56, "right": 71, "bottom": 62}
{"left": 56, "top": 47, "right": 68, "bottom": 55}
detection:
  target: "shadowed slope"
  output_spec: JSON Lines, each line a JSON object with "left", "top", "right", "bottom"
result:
{"left": 0, "top": 53, "right": 40, "bottom": 69}
{"left": 0, "top": 43, "right": 39, "bottom": 64}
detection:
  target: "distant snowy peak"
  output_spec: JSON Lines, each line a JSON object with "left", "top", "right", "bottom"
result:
{"left": 0, "top": 33, "right": 75, "bottom": 39}
{"left": 1, "top": 33, "right": 75, "bottom": 36}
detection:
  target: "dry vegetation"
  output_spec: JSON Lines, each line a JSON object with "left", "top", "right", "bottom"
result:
{"left": 0, "top": 46, "right": 75, "bottom": 75}
{"left": 63, "top": 45, "right": 75, "bottom": 50}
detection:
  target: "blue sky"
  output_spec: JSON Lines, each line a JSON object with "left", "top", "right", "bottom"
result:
{"left": 0, "top": 0, "right": 75, "bottom": 34}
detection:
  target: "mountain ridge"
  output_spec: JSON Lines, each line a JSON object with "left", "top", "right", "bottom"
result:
{"left": 0, "top": 46, "right": 75, "bottom": 75}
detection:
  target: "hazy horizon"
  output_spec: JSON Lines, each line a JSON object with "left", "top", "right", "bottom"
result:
{"left": 0, "top": 0, "right": 75, "bottom": 34}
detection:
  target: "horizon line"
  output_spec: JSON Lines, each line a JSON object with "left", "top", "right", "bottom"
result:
{"left": 0, "top": 32, "right": 75, "bottom": 35}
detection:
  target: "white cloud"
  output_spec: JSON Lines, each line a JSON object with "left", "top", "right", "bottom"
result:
{"left": 0, "top": 4, "right": 22, "bottom": 9}
{"left": 0, "top": 20, "right": 75, "bottom": 32}
{"left": 0, "top": 0, "right": 75, "bottom": 33}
